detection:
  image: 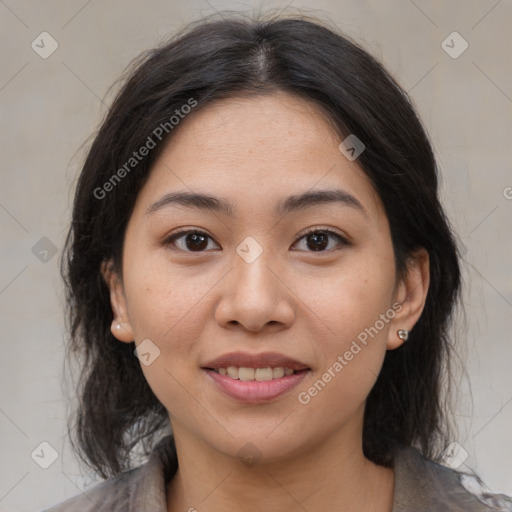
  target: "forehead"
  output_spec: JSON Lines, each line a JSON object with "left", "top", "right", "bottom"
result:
{"left": 135, "top": 92, "right": 385, "bottom": 222}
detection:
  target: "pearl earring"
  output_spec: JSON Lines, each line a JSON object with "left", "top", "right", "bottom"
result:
{"left": 115, "top": 322, "right": 122, "bottom": 330}
{"left": 397, "top": 329, "right": 409, "bottom": 341}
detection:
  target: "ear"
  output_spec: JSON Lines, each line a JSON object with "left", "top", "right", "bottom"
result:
{"left": 101, "top": 259, "right": 134, "bottom": 343}
{"left": 386, "top": 248, "right": 430, "bottom": 350}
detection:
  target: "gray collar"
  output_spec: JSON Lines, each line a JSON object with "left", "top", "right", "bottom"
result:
{"left": 45, "top": 436, "right": 509, "bottom": 511}
{"left": 138, "top": 437, "right": 500, "bottom": 511}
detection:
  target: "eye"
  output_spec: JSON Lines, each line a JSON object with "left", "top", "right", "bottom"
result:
{"left": 164, "top": 227, "right": 350, "bottom": 253}
{"left": 292, "top": 228, "right": 350, "bottom": 252}
{"left": 164, "top": 229, "right": 219, "bottom": 252}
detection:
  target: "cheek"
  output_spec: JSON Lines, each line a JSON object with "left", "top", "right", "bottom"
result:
{"left": 295, "top": 251, "right": 395, "bottom": 400}
{"left": 305, "top": 250, "right": 396, "bottom": 343}
{"left": 121, "top": 250, "right": 211, "bottom": 393}
{"left": 123, "top": 244, "right": 206, "bottom": 339}
{"left": 125, "top": 269, "right": 210, "bottom": 423}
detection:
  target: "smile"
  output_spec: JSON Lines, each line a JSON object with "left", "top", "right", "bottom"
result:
{"left": 203, "top": 369, "right": 310, "bottom": 403}
{"left": 213, "top": 366, "right": 297, "bottom": 381}
{"left": 201, "top": 351, "right": 311, "bottom": 403}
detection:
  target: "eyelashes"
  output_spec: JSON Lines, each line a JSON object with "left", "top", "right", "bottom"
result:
{"left": 163, "top": 227, "right": 351, "bottom": 254}
{"left": 295, "top": 227, "right": 350, "bottom": 252}
{"left": 164, "top": 229, "right": 218, "bottom": 252}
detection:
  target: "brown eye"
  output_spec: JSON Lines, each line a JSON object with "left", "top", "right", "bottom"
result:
{"left": 165, "top": 230, "right": 219, "bottom": 252}
{"left": 306, "top": 231, "right": 328, "bottom": 251}
{"left": 293, "top": 229, "right": 349, "bottom": 252}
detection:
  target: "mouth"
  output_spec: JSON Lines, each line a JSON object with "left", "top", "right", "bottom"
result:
{"left": 201, "top": 352, "right": 311, "bottom": 403}
{"left": 208, "top": 366, "right": 306, "bottom": 381}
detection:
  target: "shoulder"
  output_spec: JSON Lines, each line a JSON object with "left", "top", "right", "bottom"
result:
{"left": 392, "top": 445, "right": 512, "bottom": 512}
{"left": 39, "top": 435, "right": 177, "bottom": 512}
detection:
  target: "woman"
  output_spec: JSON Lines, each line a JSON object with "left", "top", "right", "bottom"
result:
{"left": 44, "top": 11, "right": 511, "bottom": 512}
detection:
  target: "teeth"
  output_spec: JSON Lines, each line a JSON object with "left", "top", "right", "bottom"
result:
{"left": 272, "top": 367, "right": 284, "bottom": 378}
{"left": 239, "top": 367, "right": 255, "bottom": 381}
{"left": 215, "top": 366, "right": 298, "bottom": 381}
{"left": 255, "top": 367, "right": 273, "bottom": 381}
{"left": 227, "top": 366, "right": 238, "bottom": 379}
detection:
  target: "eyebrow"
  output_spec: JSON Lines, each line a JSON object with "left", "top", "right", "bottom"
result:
{"left": 146, "top": 189, "right": 368, "bottom": 218}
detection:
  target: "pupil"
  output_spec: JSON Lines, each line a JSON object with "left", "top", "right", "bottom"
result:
{"left": 308, "top": 232, "right": 328, "bottom": 251}
{"left": 184, "top": 232, "right": 329, "bottom": 252}
{"left": 187, "top": 233, "right": 208, "bottom": 251}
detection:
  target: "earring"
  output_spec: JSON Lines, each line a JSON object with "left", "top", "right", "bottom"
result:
{"left": 397, "top": 329, "right": 409, "bottom": 341}
{"left": 115, "top": 322, "right": 122, "bottom": 330}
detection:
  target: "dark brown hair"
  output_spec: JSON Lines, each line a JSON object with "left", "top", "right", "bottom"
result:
{"left": 61, "top": 11, "right": 462, "bottom": 478}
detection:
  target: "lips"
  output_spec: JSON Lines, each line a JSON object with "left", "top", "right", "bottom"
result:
{"left": 201, "top": 351, "right": 310, "bottom": 371}
{"left": 201, "top": 351, "right": 311, "bottom": 403}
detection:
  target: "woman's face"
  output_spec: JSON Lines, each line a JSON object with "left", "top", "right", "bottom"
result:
{"left": 108, "top": 91, "right": 428, "bottom": 463}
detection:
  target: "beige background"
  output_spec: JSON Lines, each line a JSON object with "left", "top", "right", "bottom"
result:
{"left": 1, "top": 1, "right": 511, "bottom": 510}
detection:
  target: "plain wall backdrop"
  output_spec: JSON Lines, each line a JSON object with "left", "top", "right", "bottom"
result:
{"left": 0, "top": 1, "right": 511, "bottom": 510}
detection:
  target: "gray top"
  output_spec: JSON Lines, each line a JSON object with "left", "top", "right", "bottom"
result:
{"left": 40, "top": 436, "right": 512, "bottom": 512}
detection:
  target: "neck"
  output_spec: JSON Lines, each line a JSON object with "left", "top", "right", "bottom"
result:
{"left": 166, "top": 417, "right": 395, "bottom": 512}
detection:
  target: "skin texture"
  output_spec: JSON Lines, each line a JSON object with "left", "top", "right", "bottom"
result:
{"left": 104, "top": 91, "right": 430, "bottom": 512}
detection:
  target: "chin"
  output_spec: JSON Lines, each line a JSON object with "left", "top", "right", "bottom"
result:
{"left": 204, "top": 428, "right": 312, "bottom": 466}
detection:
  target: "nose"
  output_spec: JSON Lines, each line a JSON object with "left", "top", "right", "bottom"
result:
{"left": 214, "top": 247, "right": 296, "bottom": 333}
